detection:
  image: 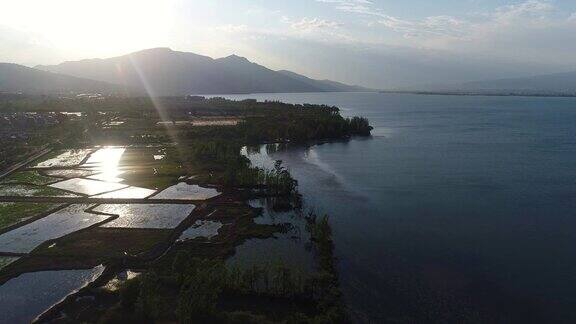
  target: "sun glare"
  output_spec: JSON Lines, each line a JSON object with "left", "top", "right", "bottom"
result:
{"left": 85, "top": 147, "right": 126, "bottom": 183}
{"left": 0, "top": 0, "right": 177, "bottom": 58}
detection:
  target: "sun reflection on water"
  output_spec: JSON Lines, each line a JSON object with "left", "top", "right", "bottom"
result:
{"left": 85, "top": 147, "right": 126, "bottom": 183}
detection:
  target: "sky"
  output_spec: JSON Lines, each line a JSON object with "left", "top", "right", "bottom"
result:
{"left": 1, "top": 0, "right": 576, "bottom": 88}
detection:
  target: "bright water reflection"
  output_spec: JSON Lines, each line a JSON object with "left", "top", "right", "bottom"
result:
{"left": 49, "top": 178, "right": 127, "bottom": 196}
{"left": 92, "top": 186, "right": 156, "bottom": 199}
{"left": 83, "top": 147, "right": 126, "bottom": 183}
{"left": 0, "top": 204, "right": 110, "bottom": 253}
{"left": 45, "top": 169, "right": 95, "bottom": 179}
{"left": 34, "top": 149, "right": 92, "bottom": 168}
{"left": 87, "top": 171, "right": 126, "bottom": 183}
{"left": 94, "top": 204, "right": 195, "bottom": 229}
{"left": 152, "top": 183, "right": 221, "bottom": 200}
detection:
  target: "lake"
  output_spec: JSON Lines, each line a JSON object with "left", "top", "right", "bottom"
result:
{"left": 217, "top": 92, "right": 576, "bottom": 323}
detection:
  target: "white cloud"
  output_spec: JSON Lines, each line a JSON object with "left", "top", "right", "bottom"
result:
{"left": 494, "top": 0, "right": 554, "bottom": 22}
{"left": 377, "top": 15, "right": 468, "bottom": 38}
{"left": 316, "top": 0, "right": 380, "bottom": 16}
{"left": 290, "top": 17, "right": 343, "bottom": 31}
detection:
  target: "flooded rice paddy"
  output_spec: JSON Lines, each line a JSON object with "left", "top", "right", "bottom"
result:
{"left": 83, "top": 147, "right": 126, "bottom": 167}
{"left": 0, "top": 265, "right": 104, "bottom": 323}
{"left": 0, "top": 202, "right": 62, "bottom": 230}
{"left": 92, "top": 186, "right": 156, "bottom": 199}
{"left": 178, "top": 220, "right": 223, "bottom": 241}
{"left": 49, "top": 178, "right": 128, "bottom": 196}
{"left": 44, "top": 169, "right": 95, "bottom": 179}
{"left": 0, "top": 204, "right": 111, "bottom": 253}
{"left": 34, "top": 149, "right": 92, "bottom": 168}
{"left": 151, "top": 183, "right": 220, "bottom": 200}
{"left": 93, "top": 204, "right": 195, "bottom": 229}
{"left": 87, "top": 171, "right": 126, "bottom": 183}
{"left": 0, "top": 144, "right": 230, "bottom": 319}
{"left": 82, "top": 147, "right": 127, "bottom": 183}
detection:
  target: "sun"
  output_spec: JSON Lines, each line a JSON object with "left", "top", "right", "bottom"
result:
{"left": 0, "top": 0, "right": 177, "bottom": 59}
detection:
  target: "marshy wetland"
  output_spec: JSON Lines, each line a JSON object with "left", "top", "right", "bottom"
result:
{"left": 0, "top": 96, "right": 371, "bottom": 323}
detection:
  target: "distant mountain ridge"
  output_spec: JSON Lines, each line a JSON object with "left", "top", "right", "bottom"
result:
{"left": 277, "top": 70, "right": 368, "bottom": 92}
{"left": 33, "top": 48, "right": 370, "bottom": 95}
{"left": 0, "top": 63, "right": 120, "bottom": 94}
{"left": 459, "top": 70, "right": 576, "bottom": 93}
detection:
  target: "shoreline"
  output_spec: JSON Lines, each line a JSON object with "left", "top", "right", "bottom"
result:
{"left": 380, "top": 90, "right": 576, "bottom": 98}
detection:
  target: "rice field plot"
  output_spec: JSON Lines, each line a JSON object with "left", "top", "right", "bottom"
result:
{"left": 0, "top": 265, "right": 104, "bottom": 324}
{"left": 49, "top": 178, "right": 127, "bottom": 196}
{"left": 117, "top": 147, "right": 185, "bottom": 189}
{"left": 83, "top": 147, "right": 126, "bottom": 168}
{"left": 91, "top": 186, "right": 156, "bottom": 199}
{"left": 33, "top": 227, "right": 173, "bottom": 260}
{"left": 178, "top": 220, "right": 223, "bottom": 241}
{"left": 152, "top": 183, "right": 220, "bottom": 200}
{"left": 86, "top": 171, "right": 126, "bottom": 183}
{"left": 33, "top": 149, "right": 92, "bottom": 168}
{"left": 44, "top": 169, "right": 96, "bottom": 179}
{"left": 0, "top": 204, "right": 111, "bottom": 253}
{"left": 93, "top": 204, "right": 195, "bottom": 229}
{"left": 0, "top": 202, "right": 62, "bottom": 230}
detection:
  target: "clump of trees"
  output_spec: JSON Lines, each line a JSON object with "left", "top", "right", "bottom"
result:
{"left": 232, "top": 161, "right": 297, "bottom": 195}
{"left": 239, "top": 106, "right": 372, "bottom": 143}
{"left": 305, "top": 211, "right": 349, "bottom": 323}
{"left": 188, "top": 140, "right": 247, "bottom": 167}
{"left": 106, "top": 249, "right": 347, "bottom": 323}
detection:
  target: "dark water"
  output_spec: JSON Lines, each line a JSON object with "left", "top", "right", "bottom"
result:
{"left": 218, "top": 93, "right": 576, "bottom": 323}
{"left": 0, "top": 265, "right": 104, "bottom": 323}
{"left": 228, "top": 197, "right": 315, "bottom": 274}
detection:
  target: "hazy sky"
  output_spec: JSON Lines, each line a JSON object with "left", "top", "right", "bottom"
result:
{"left": 1, "top": 0, "right": 576, "bottom": 88}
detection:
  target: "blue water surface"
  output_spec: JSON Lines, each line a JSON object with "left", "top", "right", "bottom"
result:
{"left": 219, "top": 92, "right": 576, "bottom": 323}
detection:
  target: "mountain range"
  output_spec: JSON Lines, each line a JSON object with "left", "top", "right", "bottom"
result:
{"left": 0, "top": 63, "right": 119, "bottom": 94}
{"left": 399, "top": 70, "right": 576, "bottom": 95}
{"left": 457, "top": 71, "right": 576, "bottom": 94}
{"left": 0, "top": 48, "right": 369, "bottom": 95}
{"left": 28, "top": 48, "right": 368, "bottom": 95}
{"left": 2, "top": 47, "right": 575, "bottom": 96}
